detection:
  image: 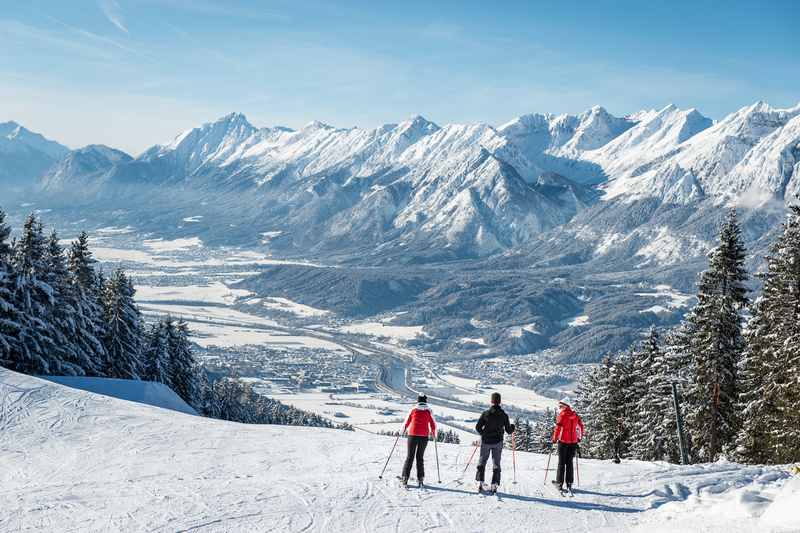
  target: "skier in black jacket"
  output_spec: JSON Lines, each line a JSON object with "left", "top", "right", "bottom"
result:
{"left": 474, "top": 392, "right": 515, "bottom": 493}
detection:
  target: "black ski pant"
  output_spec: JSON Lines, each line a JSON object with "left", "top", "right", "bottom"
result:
{"left": 476, "top": 441, "right": 503, "bottom": 485}
{"left": 556, "top": 442, "right": 577, "bottom": 486}
{"left": 402, "top": 435, "right": 428, "bottom": 481}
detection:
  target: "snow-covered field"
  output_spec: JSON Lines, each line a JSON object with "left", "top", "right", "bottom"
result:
{"left": 135, "top": 282, "right": 253, "bottom": 305}
{"left": 268, "top": 391, "right": 480, "bottom": 443}
{"left": 2, "top": 369, "right": 798, "bottom": 533}
{"left": 340, "top": 321, "right": 426, "bottom": 341}
{"left": 439, "top": 374, "right": 554, "bottom": 412}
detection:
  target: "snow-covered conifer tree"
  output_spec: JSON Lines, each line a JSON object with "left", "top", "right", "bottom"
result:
{"left": 103, "top": 269, "right": 144, "bottom": 379}
{"left": 143, "top": 321, "right": 170, "bottom": 384}
{"left": 167, "top": 318, "right": 198, "bottom": 404}
{"left": 0, "top": 209, "right": 21, "bottom": 367}
{"left": 9, "top": 214, "right": 58, "bottom": 374}
{"left": 684, "top": 209, "right": 749, "bottom": 462}
{"left": 67, "top": 232, "right": 108, "bottom": 375}
{"left": 735, "top": 205, "right": 800, "bottom": 463}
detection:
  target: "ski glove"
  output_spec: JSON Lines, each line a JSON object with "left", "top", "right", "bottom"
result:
{"left": 509, "top": 424, "right": 515, "bottom": 433}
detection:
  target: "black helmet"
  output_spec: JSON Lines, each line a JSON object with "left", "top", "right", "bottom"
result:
{"left": 417, "top": 394, "right": 428, "bottom": 404}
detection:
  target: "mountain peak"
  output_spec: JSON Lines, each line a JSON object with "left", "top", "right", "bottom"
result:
{"left": 303, "top": 120, "right": 334, "bottom": 131}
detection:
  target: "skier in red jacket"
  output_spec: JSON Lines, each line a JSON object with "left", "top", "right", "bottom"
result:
{"left": 400, "top": 394, "right": 436, "bottom": 487}
{"left": 551, "top": 397, "right": 584, "bottom": 493}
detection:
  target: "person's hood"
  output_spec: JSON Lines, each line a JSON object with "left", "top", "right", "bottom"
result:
{"left": 489, "top": 405, "right": 503, "bottom": 413}
{"left": 413, "top": 403, "right": 430, "bottom": 412}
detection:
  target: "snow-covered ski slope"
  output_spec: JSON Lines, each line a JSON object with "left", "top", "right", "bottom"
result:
{"left": 1, "top": 368, "right": 798, "bottom": 533}
{"left": 40, "top": 375, "right": 197, "bottom": 415}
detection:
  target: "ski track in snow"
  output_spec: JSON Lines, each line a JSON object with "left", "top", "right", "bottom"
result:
{"left": 1, "top": 369, "right": 797, "bottom": 533}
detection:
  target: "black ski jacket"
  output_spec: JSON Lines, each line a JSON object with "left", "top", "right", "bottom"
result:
{"left": 475, "top": 405, "right": 514, "bottom": 444}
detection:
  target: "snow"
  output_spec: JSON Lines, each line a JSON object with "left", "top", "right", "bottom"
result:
{"left": 88, "top": 245, "right": 327, "bottom": 269}
{"left": 439, "top": 374, "right": 554, "bottom": 412}
{"left": 41, "top": 375, "right": 197, "bottom": 415}
{"left": 135, "top": 282, "right": 253, "bottom": 305}
{"left": 635, "top": 227, "right": 710, "bottom": 266}
{"left": 600, "top": 101, "right": 800, "bottom": 205}
{"left": 510, "top": 322, "right": 540, "bottom": 337}
{"left": 340, "top": 321, "right": 426, "bottom": 341}
{"left": 142, "top": 237, "right": 203, "bottom": 251}
{"left": 95, "top": 225, "right": 135, "bottom": 235}
{"left": 459, "top": 337, "right": 487, "bottom": 346}
{"left": 262, "top": 297, "right": 330, "bottom": 317}
{"left": 260, "top": 230, "right": 283, "bottom": 243}
{"left": 186, "top": 321, "right": 348, "bottom": 351}
{"left": 568, "top": 315, "right": 591, "bottom": 327}
{"left": 636, "top": 284, "right": 695, "bottom": 313}
{"left": 3, "top": 368, "right": 796, "bottom": 532}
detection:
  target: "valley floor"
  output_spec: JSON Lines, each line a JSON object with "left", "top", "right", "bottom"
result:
{"left": 1, "top": 369, "right": 797, "bottom": 533}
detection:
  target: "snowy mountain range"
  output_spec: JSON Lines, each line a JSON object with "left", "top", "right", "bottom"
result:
{"left": 3, "top": 100, "right": 793, "bottom": 260}
{"left": 0, "top": 99, "right": 794, "bottom": 270}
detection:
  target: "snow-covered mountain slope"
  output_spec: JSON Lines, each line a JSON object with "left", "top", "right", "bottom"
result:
{"left": 602, "top": 102, "right": 800, "bottom": 205}
{"left": 0, "top": 121, "right": 69, "bottom": 188}
{"left": 2, "top": 368, "right": 798, "bottom": 532}
{"left": 584, "top": 104, "right": 713, "bottom": 181}
{"left": 39, "top": 144, "right": 132, "bottom": 194}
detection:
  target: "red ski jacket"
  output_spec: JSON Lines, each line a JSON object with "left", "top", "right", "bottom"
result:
{"left": 552, "top": 406, "right": 584, "bottom": 444}
{"left": 404, "top": 404, "right": 436, "bottom": 437}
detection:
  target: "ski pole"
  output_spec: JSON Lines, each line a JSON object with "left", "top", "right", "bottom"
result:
{"left": 378, "top": 430, "right": 404, "bottom": 479}
{"left": 433, "top": 432, "right": 441, "bottom": 483}
{"left": 543, "top": 443, "right": 554, "bottom": 484}
{"left": 512, "top": 431, "right": 517, "bottom": 484}
{"left": 460, "top": 442, "right": 479, "bottom": 479}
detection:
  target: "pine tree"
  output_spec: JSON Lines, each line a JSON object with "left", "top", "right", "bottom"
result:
{"left": 103, "top": 269, "right": 144, "bottom": 379}
{"left": 628, "top": 327, "right": 683, "bottom": 461}
{"left": 587, "top": 352, "right": 634, "bottom": 461}
{"left": 67, "top": 232, "right": 108, "bottom": 375}
{"left": 143, "top": 321, "right": 170, "bottom": 384}
{"left": 0, "top": 209, "right": 21, "bottom": 366}
{"left": 166, "top": 318, "right": 198, "bottom": 404}
{"left": 735, "top": 205, "right": 800, "bottom": 463}
{"left": 8, "top": 214, "right": 58, "bottom": 374}
{"left": 684, "top": 209, "right": 749, "bottom": 462}
{"left": 42, "top": 229, "right": 88, "bottom": 375}
{"left": 535, "top": 410, "right": 555, "bottom": 453}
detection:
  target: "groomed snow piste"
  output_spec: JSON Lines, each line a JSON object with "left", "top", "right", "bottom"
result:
{"left": 1, "top": 368, "right": 798, "bottom": 532}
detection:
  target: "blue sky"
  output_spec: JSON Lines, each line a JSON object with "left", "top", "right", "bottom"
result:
{"left": 1, "top": 0, "right": 797, "bottom": 154}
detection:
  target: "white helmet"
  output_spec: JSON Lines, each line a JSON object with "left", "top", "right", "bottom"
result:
{"left": 558, "top": 397, "right": 571, "bottom": 408}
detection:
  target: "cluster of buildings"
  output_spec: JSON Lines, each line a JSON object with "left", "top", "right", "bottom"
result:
{"left": 198, "top": 345, "right": 381, "bottom": 394}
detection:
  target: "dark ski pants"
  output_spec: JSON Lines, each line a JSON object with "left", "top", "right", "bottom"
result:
{"left": 402, "top": 435, "right": 428, "bottom": 481}
{"left": 476, "top": 441, "right": 503, "bottom": 485}
{"left": 556, "top": 442, "right": 577, "bottom": 486}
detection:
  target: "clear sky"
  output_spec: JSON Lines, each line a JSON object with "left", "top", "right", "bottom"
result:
{"left": 1, "top": 0, "right": 798, "bottom": 155}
